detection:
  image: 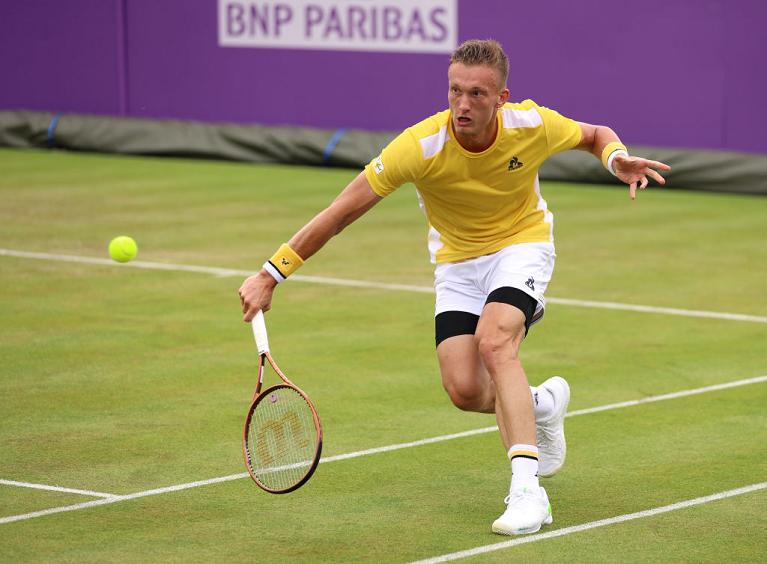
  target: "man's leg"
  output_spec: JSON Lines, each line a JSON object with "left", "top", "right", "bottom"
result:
{"left": 480, "top": 245, "right": 569, "bottom": 481}
{"left": 475, "top": 302, "right": 535, "bottom": 459}
{"left": 476, "top": 301, "right": 552, "bottom": 535}
{"left": 437, "top": 333, "right": 511, "bottom": 449}
{"left": 435, "top": 312, "right": 563, "bottom": 456}
{"left": 433, "top": 243, "right": 561, "bottom": 535}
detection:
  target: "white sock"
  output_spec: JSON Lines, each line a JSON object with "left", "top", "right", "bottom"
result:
{"left": 530, "top": 385, "right": 555, "bottom": 421}
{"left": 508, "top": 444, "right": 540, "bottom": 492}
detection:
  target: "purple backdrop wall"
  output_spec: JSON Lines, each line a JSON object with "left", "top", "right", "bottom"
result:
{"left": 1, "top": 0, "right": 765, "bottom": 153}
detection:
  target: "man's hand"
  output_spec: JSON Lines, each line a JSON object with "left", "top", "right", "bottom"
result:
{"left": 613, "top": 154, "right": 671, "bottom": 200}
{"left": 239, "top": 270, "right": 278, "bottom": 322}
{"left": 236, "top": 173, "right": 381, "bottom": 323}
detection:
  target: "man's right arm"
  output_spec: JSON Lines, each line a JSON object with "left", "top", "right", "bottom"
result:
{"left": 238, "top": 172, "right": 382, "bottom": 321}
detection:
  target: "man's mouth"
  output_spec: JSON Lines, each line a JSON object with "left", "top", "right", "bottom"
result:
{"left": 456, "top": 116, "right": 471, "bottom": 126}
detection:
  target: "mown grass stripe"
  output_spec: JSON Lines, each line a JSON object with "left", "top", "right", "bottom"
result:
{"left": 2, "top": 248, "right": 766, "bottom": 324}
{"left": 2, "top": 373, "right": 764, "bottom": 526}
{"left": 410, "top": 482, "right": 767, "bottom": 563}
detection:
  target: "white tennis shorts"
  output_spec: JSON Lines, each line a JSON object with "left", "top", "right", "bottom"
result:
{"left": 434, "top": 242, "right": 556, "bottom": 320}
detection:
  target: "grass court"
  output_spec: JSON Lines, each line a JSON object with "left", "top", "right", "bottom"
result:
{"left": 1, "top": 148, "right": 765, "bottom": 562}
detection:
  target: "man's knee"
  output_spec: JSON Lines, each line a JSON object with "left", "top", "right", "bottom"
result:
{"left": 442, "top": 377, "right": 489, "bottom": 412}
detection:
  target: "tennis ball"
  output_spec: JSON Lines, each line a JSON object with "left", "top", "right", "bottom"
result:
{"left": 108, "top": 236, "right": 138, "bottom": 263}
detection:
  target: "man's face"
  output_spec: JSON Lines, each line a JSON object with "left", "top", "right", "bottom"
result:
{"left": 447, "top": 63, "right": 509, "bottom": 146}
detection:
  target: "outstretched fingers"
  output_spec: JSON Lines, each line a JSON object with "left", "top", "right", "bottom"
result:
{"left": 645, "top": 167, "right": 666, "bottom": 185}
{"left": 629, "top": 174, "right": 651, "bottom": 199}
{"left": 645, "top": 159, "right": 672, "bottom": 172}
{"left": 625, "top": 158, "right": 672, "bottom": 199}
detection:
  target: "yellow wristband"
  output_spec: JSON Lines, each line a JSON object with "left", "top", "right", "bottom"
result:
{"left": 601, "top": 142, "right": 628, "bottom": 170}
{"left": 264, "top": 243, "right": 304, "bottom": 282}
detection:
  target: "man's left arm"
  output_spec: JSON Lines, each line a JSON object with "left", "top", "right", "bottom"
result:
{"left": 577, "top": 123, "right": 671, "bottom": 200}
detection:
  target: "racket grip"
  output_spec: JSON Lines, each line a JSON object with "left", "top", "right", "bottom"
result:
{"left": 251, "top": 310, "right": 270, "bottom": 354}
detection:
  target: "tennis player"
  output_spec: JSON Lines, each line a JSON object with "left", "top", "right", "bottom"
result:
{"left": 239, "top": 39, "right": 670, "bottom": 535}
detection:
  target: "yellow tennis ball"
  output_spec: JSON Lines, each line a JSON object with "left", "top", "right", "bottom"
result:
{"left": 108, "top": 236, "right": 138, "bottom": 263}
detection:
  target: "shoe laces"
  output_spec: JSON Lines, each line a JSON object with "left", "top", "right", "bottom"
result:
{"left": 504, "top": 488, "right": 535, "bottom": 505}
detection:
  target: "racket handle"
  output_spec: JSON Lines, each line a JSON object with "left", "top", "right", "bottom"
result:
{"left": 251, "top": 310, "right": 270, "bottom": 354}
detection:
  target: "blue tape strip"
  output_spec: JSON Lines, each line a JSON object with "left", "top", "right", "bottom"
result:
{"left": 322, "top": 129, "right": 346, "bottom": 165}
{"left": 47, "top": 113, "right": 62, "bottom": 148}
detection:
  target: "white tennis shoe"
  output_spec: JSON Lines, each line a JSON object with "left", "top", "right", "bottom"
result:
{"left": 492, "top": 487, "right": 553, "bottom": 535}
{"left": 536, "top": 376, "right": 570, "bottom": 477}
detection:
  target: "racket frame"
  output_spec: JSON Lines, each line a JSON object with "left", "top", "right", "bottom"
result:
{"left": 242, "top": 312, "right": 323, "bottom": 494}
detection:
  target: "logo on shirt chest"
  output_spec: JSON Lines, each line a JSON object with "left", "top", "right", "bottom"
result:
{"left": 507, "top": 156, "right": 524, "bottom": 171}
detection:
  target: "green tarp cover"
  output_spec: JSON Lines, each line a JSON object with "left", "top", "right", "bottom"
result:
{"left": 1, "top": 111, "right": 765, "bottom": 195}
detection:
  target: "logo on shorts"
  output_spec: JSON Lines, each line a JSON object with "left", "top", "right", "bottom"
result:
{"left": 525, "top": 277, "right": 535, "bottom": 291}
{"left": 508, "top": 156, "right": 524, "bottom": 171}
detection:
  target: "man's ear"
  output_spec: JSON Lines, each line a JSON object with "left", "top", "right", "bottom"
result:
{"left": 497, "top": 87, "right": 510, "bottom": 108}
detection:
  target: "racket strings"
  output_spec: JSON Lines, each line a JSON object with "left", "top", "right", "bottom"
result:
{"left": 246, "top": 386, "right": 318, "bottom": 491}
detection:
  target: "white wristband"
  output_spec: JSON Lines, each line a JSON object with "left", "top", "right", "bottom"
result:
{"left": 262, "top": 261, "right": 285, "bottom": 284}
{"left": 607, "top": 149, "right": 629, "bottom": 177}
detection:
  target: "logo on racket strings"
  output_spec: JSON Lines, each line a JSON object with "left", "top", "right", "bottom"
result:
{"left": 256, "top": 412, "right": 310, "bottom": 467}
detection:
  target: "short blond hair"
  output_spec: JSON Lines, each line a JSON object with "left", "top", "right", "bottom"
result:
{"left": 450, "top": 39, "right": 509, "bottom": 89}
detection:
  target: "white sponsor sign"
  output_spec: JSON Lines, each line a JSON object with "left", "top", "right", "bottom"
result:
{"left": 218, "top": 0, "right": 457, "bottom": 54}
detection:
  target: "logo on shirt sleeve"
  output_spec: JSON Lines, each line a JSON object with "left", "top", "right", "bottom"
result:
{"left": 373, "top": 155, "right": 385, "bottom": 174}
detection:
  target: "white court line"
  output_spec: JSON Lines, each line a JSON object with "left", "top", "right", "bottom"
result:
{"left": 546, "top": 297, "right": 767, "bottom": 324}
{"left": 2, "top": 374, "right": 765, "bottom": 526}
{"left": 565, "top": 374, "right": 767, "bottom": 417}
{"left": 2, "top": 248, "right": 767, "bottom": 324}
{"left": 0, "top": 479, "right": 117, "bottom": 499}
{"left": 410, "top": 482, "right": 767, "bottom": 563}
{"left": 0, "top": 474, "right": 250, "bottom": 525}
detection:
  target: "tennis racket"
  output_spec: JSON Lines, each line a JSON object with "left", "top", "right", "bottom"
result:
{"left": 242, "top": 311, "right": 323, "bottom": 493}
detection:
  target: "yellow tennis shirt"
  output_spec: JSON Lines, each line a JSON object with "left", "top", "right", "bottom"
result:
{"left": 364, "top": 99, "right": 582, "bottom": 264}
